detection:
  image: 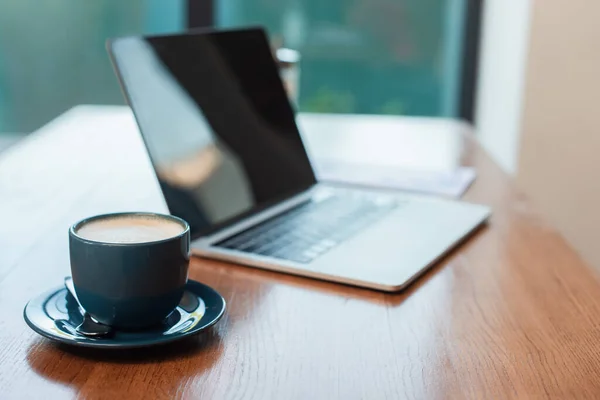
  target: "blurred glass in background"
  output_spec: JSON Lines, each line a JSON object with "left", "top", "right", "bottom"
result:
{"left": 0, "top": 0, "right": 184, "bottom": 133}
{"left": 0, "top": 0, "right": 469, "bottom": 134}
{"left": 218, "top": 0, "right": 467, "bottom": 117}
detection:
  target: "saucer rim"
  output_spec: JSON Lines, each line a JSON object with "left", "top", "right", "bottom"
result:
{"left": 23, "top": 279, "right": 226, "bottom": 349}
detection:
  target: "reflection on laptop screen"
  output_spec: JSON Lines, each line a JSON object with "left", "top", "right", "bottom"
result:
{"left": 110, "top": 28, "right": 316, "bottom": 238}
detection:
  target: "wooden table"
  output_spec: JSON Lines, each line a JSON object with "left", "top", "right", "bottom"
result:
{"left": 2, "top": 106, "right": 600, "bottom": 399}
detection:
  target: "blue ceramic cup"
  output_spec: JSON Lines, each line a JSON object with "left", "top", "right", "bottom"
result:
{"left": 69, "top": 212, "right": 190, "bottom": 329}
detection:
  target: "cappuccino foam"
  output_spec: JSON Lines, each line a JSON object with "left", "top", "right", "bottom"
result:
{"left": 76, "top": 215, "right": 185, "bottom": 243}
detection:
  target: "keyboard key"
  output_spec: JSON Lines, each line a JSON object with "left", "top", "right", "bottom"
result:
{"left": 255, "top": 242, "right": 281, "bottom": 256}
{"left": 238, "top": 240, "right": 262, "bottom": 252}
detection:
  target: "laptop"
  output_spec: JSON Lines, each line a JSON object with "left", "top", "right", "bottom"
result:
{"left": 107, "top": 27, "right": 490, "bottom": 292}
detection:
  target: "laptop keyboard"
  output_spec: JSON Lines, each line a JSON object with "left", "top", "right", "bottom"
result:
{"left": 215, "top": 193, "right": 400, "bottom": 264}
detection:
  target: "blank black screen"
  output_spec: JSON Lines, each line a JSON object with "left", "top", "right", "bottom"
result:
{"left": 110, "top": 28, "right": 316, "bottom": 238}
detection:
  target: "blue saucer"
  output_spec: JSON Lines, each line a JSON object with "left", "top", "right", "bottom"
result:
{"left": 23, "top": 280, "right": 226, "bottom": 349}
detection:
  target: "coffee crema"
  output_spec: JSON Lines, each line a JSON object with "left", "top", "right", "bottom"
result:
{"left": 76, "top": 215, "right": 185, "bottom": 243}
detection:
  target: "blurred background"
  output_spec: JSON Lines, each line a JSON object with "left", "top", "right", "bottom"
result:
{"left": 0, "top": 0, "right": 478, "bottom": 133}
{"left": 2, "top": 0, "right": 600, "bottom": 270}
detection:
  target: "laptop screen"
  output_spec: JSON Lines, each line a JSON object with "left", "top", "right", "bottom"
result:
{"left": 109, "top": 28, "right": 316, "bottom": 239}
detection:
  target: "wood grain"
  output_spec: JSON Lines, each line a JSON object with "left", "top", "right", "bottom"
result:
{"left": 2, "top": 106, "right": 600, "bottom": 399}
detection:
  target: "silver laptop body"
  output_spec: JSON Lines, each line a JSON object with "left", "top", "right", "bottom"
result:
{"left": 108, "top": 27, "right": 490, "bottom": 292}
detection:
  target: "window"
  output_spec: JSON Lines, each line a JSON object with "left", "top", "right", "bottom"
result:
{"left": 212, "top": 0, "right": 478, "bottom": 118}
{"left": 0, "top": 0, "right": 184, "bottom": 133}
{"left": 0, "top": 0, "right": 480, "bottom": 134}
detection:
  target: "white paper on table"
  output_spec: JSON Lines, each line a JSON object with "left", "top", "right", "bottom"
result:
{"left": 313, "top": 159, "right": 476, "bottom": 199}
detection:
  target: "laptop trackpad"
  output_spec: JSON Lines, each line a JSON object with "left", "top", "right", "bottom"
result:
{"left": 311, "top": 200, "right": 489, "bottom": 289}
